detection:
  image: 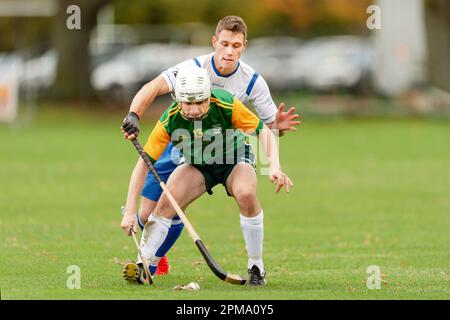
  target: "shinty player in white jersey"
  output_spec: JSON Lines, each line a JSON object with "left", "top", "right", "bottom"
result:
{"left": 120, "top": 15, "right": 300, "bottom": 280}
{"left": 162, "top": 49, "right": 277, "bottom": 124}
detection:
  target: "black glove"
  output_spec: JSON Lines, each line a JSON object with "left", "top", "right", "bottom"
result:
{"left": 122, "top": 112, "right": 140, "bottom": 137}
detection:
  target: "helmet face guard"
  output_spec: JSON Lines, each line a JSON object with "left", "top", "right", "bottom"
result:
{"left": 179, "top": 99, "right": 210, "bottom": 122}
{"left": 175, "top": 67, "right": 211, "bottom": 102}
{"left": 175, "top": 67, "right": 212, "bottom": 122}
{"left": 176, "top": 91, "right": 210, "bottom": 104}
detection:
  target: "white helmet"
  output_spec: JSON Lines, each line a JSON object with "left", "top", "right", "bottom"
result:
{"left": 175, "top": 67, "right": 211, "bottom": 103}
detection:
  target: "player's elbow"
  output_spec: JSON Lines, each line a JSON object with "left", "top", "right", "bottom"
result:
{"left": 147, "top": 75, "right": 170, "bottom": 96}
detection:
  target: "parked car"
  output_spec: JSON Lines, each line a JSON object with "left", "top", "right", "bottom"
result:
{"left": 243, "top": 37, "right": 303, "bottom": 90}
{"left": 19, "top": 50, "right": 57, "bottom": 92}
{"left": 91, "top": 43, "right": 210, "bottom": 104}
{"left": 288, "top": 36, "right": 374, "bottom": 93}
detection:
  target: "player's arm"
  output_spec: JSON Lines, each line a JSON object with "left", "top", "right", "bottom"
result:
{"left": 120, "top": 121, "right": 171, "bottom": 235}
{"left": 258, "top": 124, "right": 293, "bottom": 193}
{"left": 120, "top": 157, "right": 148, "bottom": 235}
{"left": 232, "top": 98, "right": 293, "bottom": 193}
{"left": 248, "top": 75, "right": 300, "bottom": 135}
{"left": 121, "top": 75, "right": 170, "bottom": 140}
{"left": 122, "top": 58, "right": 200, "bottom": 140}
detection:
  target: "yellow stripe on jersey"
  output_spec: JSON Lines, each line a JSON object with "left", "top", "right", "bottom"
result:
{"left": 215, "top": 102, "right": 234, "bottom": 110}
{"left": 212, "top": 97, "right": 234, "bottom": 110}
{"left": 210, "top": 97, "right": 233, "bottom": 107}
{"left": 161, "top": 104, "right": 181, "bottom": 126}
{"left": 231, "top": 97, "right": 263, "bottom": 134}
{"left": 144, "top": 120, "right": 171, "bottom": 162}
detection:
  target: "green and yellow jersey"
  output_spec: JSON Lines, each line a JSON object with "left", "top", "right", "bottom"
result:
{"left": 144, "top": 89, "right": 263, "bottom": 165}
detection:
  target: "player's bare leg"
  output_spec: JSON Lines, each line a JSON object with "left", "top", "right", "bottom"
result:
{"left": 134, "top": 197, "right": 170, "bottom": 275}
{"left": 122, "top": 196, "right": 163, "bottom": 283}
{"left": 138, "top": 164, "right": 206, "bottom": 274}
{"left": 138, "top": 197, "right": 157, "bottom": 224}
{"left": 226, "top": 163, "right": 266, "bottom": 286}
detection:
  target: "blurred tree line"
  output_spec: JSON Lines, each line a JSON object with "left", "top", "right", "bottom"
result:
{"left": 0, "top": 0, "right": 447, "bottom": 100}
{"left": 113, "top": 0, "right": 373, "bottom": 37}
{"left": 424, "top": 0, "right": 450, "bottom": 92}
{"left": 0, "top": 0, "right": 373, "bottom": 101}
{"left": 0, "top": 0, "right": 374, "bottom": 51}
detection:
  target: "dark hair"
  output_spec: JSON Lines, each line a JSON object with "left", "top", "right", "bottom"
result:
{"left": 215, "top": 16, "right": 247, "bottom": 39}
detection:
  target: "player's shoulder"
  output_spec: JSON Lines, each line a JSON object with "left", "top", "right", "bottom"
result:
{"left": 160, "top": 101, "right": 180, "bottom": 124}
{"left": 194, "top": 53, "right": 212, "bottom": 67}
{"left": 242, "top": 62, "right": 273, "bottom": 99}
{"left": 237, "top": 58, "right": 258, "bottom": 77}
{"left": 211, "top": 89, "right": 235, "bottom": 106}
{"left": 236, "top": 59, "right": 269, "bottom": 96}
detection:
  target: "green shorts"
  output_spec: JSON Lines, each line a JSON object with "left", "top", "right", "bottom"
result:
{"left": 192, "top": 143, "right": 256, "bottom": 196}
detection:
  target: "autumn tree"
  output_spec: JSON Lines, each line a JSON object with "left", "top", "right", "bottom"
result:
{"left": 52, "top": 0, "right": 110, "bottom": 101}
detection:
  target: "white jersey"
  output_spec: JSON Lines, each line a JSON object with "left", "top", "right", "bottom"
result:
{"left": 161, "top": 52, "right": 277, "bottom": 124}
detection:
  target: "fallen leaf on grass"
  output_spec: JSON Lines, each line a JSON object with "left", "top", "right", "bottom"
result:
{"left": 173, "top": 282, "right": 200, "bottom": 291}
{"left": 113, "top": 257, "right": 128, "bottom": 266}
{"left": 192, "top": 260, "right": 202, "bottom": 266}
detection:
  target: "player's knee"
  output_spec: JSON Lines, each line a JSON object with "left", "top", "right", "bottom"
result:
{"left": 155, "top": 197, "right": 174, "bottom": 219}
{"left": 235, "top": 189, "right": 258, "bottom": 208}
{"left": 140, "top": 198, "right": 157, "bottom": 223}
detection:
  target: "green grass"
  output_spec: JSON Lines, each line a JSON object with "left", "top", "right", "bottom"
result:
{"left": 0, "top": 106, "right": 449, "bottom": 299}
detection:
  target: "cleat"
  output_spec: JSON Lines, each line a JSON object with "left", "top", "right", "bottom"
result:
{"left": 247, "top": 265, "right": 266, "bottom": 287}
{"left": 122, "top": 261, "right": 145, "bottom": 285}
{"left": 155, "top": 255, "right": 171, "bottom": 276}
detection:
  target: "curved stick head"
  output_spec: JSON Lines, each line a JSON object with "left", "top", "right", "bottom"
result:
{"left": 225, "top": 274, "right": 247, "bottom": 285}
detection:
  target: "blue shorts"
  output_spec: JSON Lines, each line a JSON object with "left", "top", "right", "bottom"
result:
{"left": 141, "top": 143, "right": 181, "bottom": 202}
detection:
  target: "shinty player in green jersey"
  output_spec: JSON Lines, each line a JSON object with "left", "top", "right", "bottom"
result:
{"left": 121, "top": 67, "right": 293, "bottom": 286}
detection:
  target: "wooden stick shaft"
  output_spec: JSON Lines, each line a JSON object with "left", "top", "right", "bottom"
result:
{"left": 131, "top": 230, "right": 153, "bottom": 285}
{"left": 132, "top": 138, "right": 200, "bottom": 242}
{"left": 159, "top": 182, "right": 201, "bottom": 242}
{"left": 129, "top": 138, "right": 246, "bottom": 285}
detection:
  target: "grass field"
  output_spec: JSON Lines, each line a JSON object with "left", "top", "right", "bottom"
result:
{"left": 0, "top": 106, "right": 449, "bottom": 299}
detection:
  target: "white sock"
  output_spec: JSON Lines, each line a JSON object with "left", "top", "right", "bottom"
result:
{"left": 240, "top": 210, "right": 264, "bottom": 272}
{"left": 137, "top": 213, "right": 171, "bottom": 270}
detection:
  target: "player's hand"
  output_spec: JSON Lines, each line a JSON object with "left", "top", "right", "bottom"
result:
{"left": 121, "top": 208, "right": 138, "bottom": 236}
{"left": 121, "top": 112, "right": 140, "bottom": 140}
{"left": 269, "top": 167, "right": 293, "bottom": 193}
{"left": 274, "top": 103, "right": 301, "bottom": 134}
